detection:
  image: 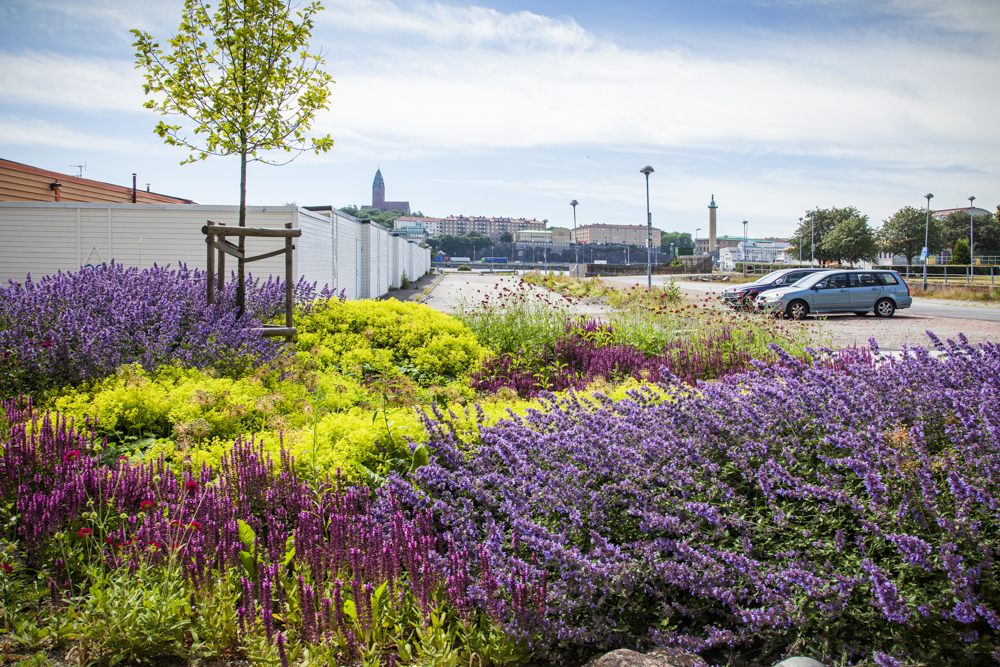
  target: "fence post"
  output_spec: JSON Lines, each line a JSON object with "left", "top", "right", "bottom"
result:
{"left": 285, "top": 223, "right": 294, "bottom": 344}
{"left": 206, "top": 226, "right": 215, "bottom": 305}
{"left": 944, "top": 265, "right": 947, "bottom": 285}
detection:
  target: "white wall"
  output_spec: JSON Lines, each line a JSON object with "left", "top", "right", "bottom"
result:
{"left": 0, "top": 202, "right": 431, "bottom": 300}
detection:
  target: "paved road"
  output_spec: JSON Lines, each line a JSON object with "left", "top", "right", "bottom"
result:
{"left": 604, "top": 276, "right": 1000, "bottom": 322}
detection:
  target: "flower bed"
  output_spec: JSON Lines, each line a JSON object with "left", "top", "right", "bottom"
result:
{"left": 0, "top": 262, "right": 330, "bottom": 396}
{"left": 392, "top": 336, "right": 1000, "bottom": 666}
{"left": 0, "top": 401, "right": 537, "bottom": 665}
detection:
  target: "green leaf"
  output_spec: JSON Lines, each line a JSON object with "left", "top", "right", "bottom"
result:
{"left": 409, "top": 444, "right": 429, "bottom": 474}
{"left": 237, "top": 519, "right": 256, "bottom": 551}
{"left": 238, "top": 550, "right": 258, "bottom": 581}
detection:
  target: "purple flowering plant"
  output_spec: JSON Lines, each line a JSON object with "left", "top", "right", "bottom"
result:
{"left": 389, "top": 334, "right": 1000, "bottom": 665}
{"left": 0, "top": 262, "right": 332, "bottom": 397}
{"left": 0, "top": 398, "right": 538, "bottom": 664}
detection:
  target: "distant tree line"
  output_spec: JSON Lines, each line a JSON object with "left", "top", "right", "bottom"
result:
{"left": 338, "top": 206, "right": 425, "bottom": 229}
{"left": 785, "top": 205, "right": 1000, "bottom": 267}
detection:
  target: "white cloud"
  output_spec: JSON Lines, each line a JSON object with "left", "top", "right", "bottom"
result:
{"left": 0, "top": 52, "right": 147, "bottom": 112}
{"left": 320, "top": 0, "right": 592, "bottom": 50}
{"left": 0, "top": 115, "right": 153, "bottom": 153}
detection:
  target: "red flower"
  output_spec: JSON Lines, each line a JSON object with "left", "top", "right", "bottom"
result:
{"left": 77, "top": 528, "right": 93, "bottom": 537}
{"left": 139, "top": 500, "right": 155, "bottom": 511}
{"left": 40, "top": 340, "right": 53, "bottom": 348}
{"left": 104, "top": 537, "right": 114, "bottom": 545}
{"left": 64, "top": 450, "right": 81, "bottom": 462}
{"left": 0, "top": 563, "right": 13, "bottom": 575}
{"left": 148, "top": 542, "right": 161, "bottom": 552}
{"left": 184, "top": 480, "right": 198, "bottom": 494}
{"left": 186, "top": 521, "right": 201, "bottom": 532}
{"left": 170, "top": 519, "right": 182, "bottom": 528}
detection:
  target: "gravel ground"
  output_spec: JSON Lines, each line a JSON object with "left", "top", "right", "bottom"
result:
{"left": 813, "top": 310, "right": 998, "bottom": 351}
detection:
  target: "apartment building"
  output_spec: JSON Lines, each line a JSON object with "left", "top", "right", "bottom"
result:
{"left": 573, "top": 223, "right": 662, "bottom": 246}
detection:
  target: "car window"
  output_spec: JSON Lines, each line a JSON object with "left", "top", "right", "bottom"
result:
{"left": 818, "top": 274, "right": 848, "bottom": 289}
{"left": 876, "top": 272, "right": 899, "bottom": 285}
{"left": 756, "top": 271, "right": 786, "bottom": 284}
{"left": 849, "top": 273, "right": 879, "bottom": 287}
{"left": 783, "top": 272, "right": 805, "bottom": 284}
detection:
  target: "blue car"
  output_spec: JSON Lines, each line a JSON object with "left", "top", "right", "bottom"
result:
{"left": 756, "top": 269, "right": 912, "bottom": 319}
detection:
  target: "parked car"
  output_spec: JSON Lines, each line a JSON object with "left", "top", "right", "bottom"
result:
{"left": 756, "top": 270, "right": 912, "bottom": 319}
{"left": 722, "top": 268, "right": 830, "bottom": 309}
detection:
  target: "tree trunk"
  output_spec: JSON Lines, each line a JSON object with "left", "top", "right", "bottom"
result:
{"left": 238, "top": 148, "right": 247, "bottom": 317}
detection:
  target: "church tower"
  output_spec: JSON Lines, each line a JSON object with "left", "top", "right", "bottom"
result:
{"left": 708, "top": 194, "right": 718, "bottom": 255}
{"left": 372, "top": 168, "right": 386, "bottom": 212}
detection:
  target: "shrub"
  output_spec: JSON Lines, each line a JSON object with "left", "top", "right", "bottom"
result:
{"left": 400, "top": 271, "right": 411, "bottom": 290}
{"left": 294, "top": 299, "right": 485, "bottom": 383}
{"left": 391, "top": 335, "right": 1000, "bottom": 665}
{"left": 0, "top": 263, "right": 327, "bottom": 397}
{"left": 457, "top": 265, "right": 472, "bottom": 271}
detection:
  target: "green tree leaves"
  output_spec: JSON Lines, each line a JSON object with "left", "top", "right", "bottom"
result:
{"left": 822, "top": 214, "right": 878, "bottom": 267}
{"left": 132, "top": 0, "right": 334, "bottom": 168}
{"left": 879, "top": 206, "right": 944, "bottom": 266}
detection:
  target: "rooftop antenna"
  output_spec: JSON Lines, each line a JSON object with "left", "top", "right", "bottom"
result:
{"left": 70, "top": 163, "right": 86, "bottom": 178}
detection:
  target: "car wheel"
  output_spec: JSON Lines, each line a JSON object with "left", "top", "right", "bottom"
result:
{"left": 786, "top": 300, "right": 809, "bottom": 320}
{"left": 853, "top": 311, "right": 868, "bottom": 316}
{"left": 874, "top": 298, "right": 895, "bottom": 318}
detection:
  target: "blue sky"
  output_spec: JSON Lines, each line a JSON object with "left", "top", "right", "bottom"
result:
{"left": 1, "top": 0, "right": 998, "bottom": 239}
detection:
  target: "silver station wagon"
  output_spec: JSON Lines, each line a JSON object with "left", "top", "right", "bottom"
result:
{"left": 755, "top": 269, "right": 912, "bottom": 319}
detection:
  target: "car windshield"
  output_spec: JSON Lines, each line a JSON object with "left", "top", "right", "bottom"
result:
{"left": 754, "top": 271, "right": 787, "bottom": 284}
{"left": 791, "top": 272, "right": 830, "bottom": 288}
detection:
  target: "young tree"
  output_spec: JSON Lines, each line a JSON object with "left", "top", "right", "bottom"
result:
{"left": 879, "top": 206, "right": 944, "bottom": 265}
{"left": 949, "top": 238, "right": 971, "bottom": 265}
{"left": 132, "top": 0, "right": 335, "bottom": 314}
{"left": 823, "top": 214, "right": 878, "bottom": 267}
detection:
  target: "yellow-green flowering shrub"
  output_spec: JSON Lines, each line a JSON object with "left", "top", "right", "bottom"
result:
{"left": 294, "top": 299, "right": 486, "bottom": 382}
{"left": 52, "top": 364, "right": 310, "bottom": 441}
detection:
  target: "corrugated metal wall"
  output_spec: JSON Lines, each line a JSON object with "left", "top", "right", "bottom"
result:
{"left": 0, "top": 202, "right": 430, "bottom": 301}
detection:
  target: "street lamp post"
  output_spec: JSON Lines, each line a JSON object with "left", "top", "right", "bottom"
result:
{"left": 969, "top": 195, "right": 976, "bottom": 286}
{"left": 923, "top": 193, "right": 933, "bottom": 291}
{"left": 640, "top": 166, "right": 654, "bottom": 287}
{"left": 798, "top": 217, "right": 803, "bottom": 265}
{"left": 695, "top": 228, "right": 701, "bottom": 255}
{"left": 811, "top": 209, "right": 815, "bottom": 269}
{"left": 570, "top": 200, "right": 579, "bottom": 267}
{"left": 742, "top": 220, "right": 748, "bottom": 277}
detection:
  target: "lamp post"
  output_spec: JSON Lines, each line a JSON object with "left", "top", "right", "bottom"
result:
{"left": 742, "top": 220, "right": 748, "bottom": 277}
{"left": 923, "top": 193, "right": 933, "bottom": 291}
{"left": 811, "top": 209, "right": 815, "bottom": 269}
{"left": 695, "top": 227, "right": 701, "bottom": 255}
{"left": 640, "top": 166, "right": 654, "bottom": 287}
{"left": 798, "top": 217, "right": 803, "bottom": 265}
{"left": 570, "top": 200, "right": 579, "bottom": 266}
{"left": 969, "top": 195, "right": 976, "bottom": 286}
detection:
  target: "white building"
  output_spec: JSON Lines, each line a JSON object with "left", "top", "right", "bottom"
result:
{"left": 718, "top": 241, "right": 790, "bottom": 271}
{"left": 0, "top": 202, "right": 430, "bottom": 300}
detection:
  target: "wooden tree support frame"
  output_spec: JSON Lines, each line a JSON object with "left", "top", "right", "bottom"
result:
{"left": 203, "top": 220, "right": 301, "bottom": 342}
